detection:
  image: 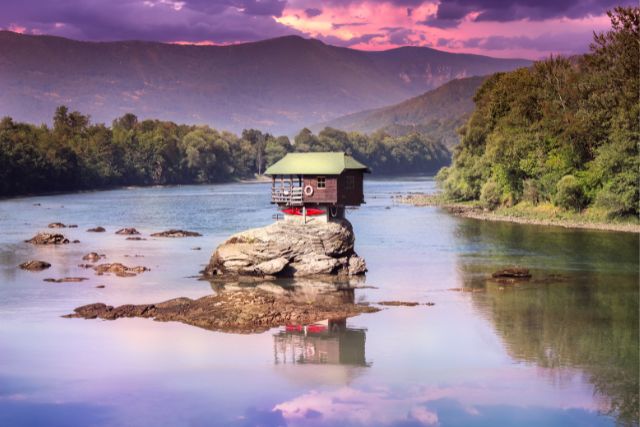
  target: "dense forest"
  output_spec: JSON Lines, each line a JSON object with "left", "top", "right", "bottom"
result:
{"left": 437, "top": 7, "right": 639, "bottom": 218}
{"left": 0, "top": 110, "right": 449, "bottom": 197}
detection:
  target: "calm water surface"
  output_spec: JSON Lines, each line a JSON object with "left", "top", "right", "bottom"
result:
{"left": 0, "top": 178, "right": 637, "bottom": 427}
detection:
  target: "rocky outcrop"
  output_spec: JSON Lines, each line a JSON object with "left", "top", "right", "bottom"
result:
{"left": 203, "top": 219, "right": 367, "bottom": 278}
{"left": 115, "top": 228, "right": 140, "bottom": 235}
{"left": 151, "top": 229, "right": 202, "bottom": 237}
{"left": 19, "top": 260, "right": 51, "bottom": 271}
{"left": 93, "top": 263, "right": 149, "bottom": 277}
{"left": 82, "top": 252, "right": 105, "bottom": 262}
{"left": 44, "top": 277, "right": 89, "bottom": 283}
{"left": 63, "top": 287, "right": 378, "bottom": 333}
{"left": 26, "top": 233, "right": 69, "bottom": 245}
{"left": 492, "top": 268, "right": 531, "bottom": 279}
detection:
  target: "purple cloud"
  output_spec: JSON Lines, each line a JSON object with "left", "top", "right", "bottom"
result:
{"left": 304, "top": 8, "right": 322, "bottom": 18}
{"left": 0, "top": 0, "right": 295, "bottom": 43}
{"left": 421, "top": 0, "right": 634, "bottom": 28}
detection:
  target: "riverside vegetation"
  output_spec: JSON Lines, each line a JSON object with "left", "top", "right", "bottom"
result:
{"left": 0, "top": 110, "right": 448, "bottom": 197}
{"left": 437, "top": 7, "right": 639, "bottom": 223}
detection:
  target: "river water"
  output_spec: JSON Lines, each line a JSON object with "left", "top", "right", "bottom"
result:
{"left": 0, "top": 178, "right": 637, "bottom": 427}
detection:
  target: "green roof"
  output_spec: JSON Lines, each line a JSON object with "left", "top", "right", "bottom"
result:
{"left": 264, "top": 152, "right": 370, "bottom": 175}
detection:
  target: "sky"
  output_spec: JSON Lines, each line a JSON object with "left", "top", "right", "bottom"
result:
{"left": 0, "top": 0, "right": 633, "bottom": 59}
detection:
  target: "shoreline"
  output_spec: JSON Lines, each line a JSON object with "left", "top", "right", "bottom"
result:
{"left": 396, "top": 193, "right": 640, "bottom": 234}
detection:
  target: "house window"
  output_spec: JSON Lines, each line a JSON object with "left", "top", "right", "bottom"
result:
{"left": 317, "top": 177, "right": 326, "bottom": 189}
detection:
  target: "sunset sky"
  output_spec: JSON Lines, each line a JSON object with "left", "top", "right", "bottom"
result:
{"left": 0, "top": 0, "right": 633, "bottom": 59}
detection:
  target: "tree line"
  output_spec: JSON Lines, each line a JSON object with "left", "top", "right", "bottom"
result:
{"left": 437, "top": 7, "right": 639, "bottom": 218}
{"left": 0, "top": 108, "right": 449, "bottom": 197}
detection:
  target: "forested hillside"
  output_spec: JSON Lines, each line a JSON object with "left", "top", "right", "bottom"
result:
{"left": 437, "top": 7, "right": 639, "bottom": 218}
{"left": 316, "top": 76, "right": 486, "bottom": 148}
{"left": 0, "top": 109, "right": 448, "bottom": 197}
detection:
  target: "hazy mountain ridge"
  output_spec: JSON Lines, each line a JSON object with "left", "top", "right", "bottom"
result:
{"left": 315, "top": 76, "right": 487, "bottom": 148}
{"left": 0, "top": 31, "right": 530, "bottom": 134}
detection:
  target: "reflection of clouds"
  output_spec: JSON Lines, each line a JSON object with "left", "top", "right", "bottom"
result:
{"left": 274, "top": 378, "right": 609, "bottom": 427}
{"left": 275, "top": 387, "right": 439, "bottom": 426}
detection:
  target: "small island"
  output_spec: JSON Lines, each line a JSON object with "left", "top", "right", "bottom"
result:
{"left": 204, "top": 152, "right": 369, "bottom": 278}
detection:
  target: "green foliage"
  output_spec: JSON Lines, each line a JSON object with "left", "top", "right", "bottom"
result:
{"left": 292, "top": 127, "right": 450, "bottom": 175}
{"left": 480, "top": 179, "right": 501, "bottom": 210}
{"left": 554, "top": 175, "right": 586, "bottom": 211}
{"left": 1, "top": 109, "right": 449, "bottom": 197}
{"left": 439, "top": 7, "right": 640, "bottom": 218}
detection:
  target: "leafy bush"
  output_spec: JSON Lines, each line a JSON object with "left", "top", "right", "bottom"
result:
{"left": 554, "top": 175, "right": 585, "bottom": 211}
{"left": 522, "top": 179, "right": 541, "bottom": 205}
{"left": 480, "top": 180, "right": 501, "bottom": 210}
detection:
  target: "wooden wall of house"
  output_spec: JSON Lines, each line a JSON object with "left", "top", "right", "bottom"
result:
{"left": 302, "top": 175, "right": 338, "bottom": 204}
{"left": 337, "top": 170, "right": 365, "bottom": 206}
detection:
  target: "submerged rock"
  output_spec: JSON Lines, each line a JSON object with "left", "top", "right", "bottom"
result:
{"left": 26, "top": 233, "right": 69, "bottom": 245}
{"left": 48, "top": 222, "right": 67, "bottom": 228}
{"left": 93, "top": 263, "right": 149, "bottom": 277}
{"left": 44, "top": 277, "right": 89, "bottom": 283}
{"left": 63, "top": 288, "right": 379, "bottom": 333}
{"left": 19, "top": 260, "right": 51, "bottom": 271}
{"left": 377, "top": 301, "right": 420, "bottom": 307}
{"left": 203, "top": 219, "right": 366, "bottom": 278}
{"left": 491, "top": 268, "right": 532, "bottom": 279}
{"left": 115, "top": 228, "right": 140, "bottom": 235}
{"left": 87, "top": 226, "right": 106, "bottom": 232}
{"left": 151, "top": 229, "right": 202, "bottom": 237}
{"left": 82, "top": 252, "right": 105, "bottom": 262}
{"left": 126, "top": 237, "right": 146, "bottom": 241}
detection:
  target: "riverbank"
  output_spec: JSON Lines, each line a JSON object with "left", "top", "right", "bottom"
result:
{"left": 396, "top": 193, "right": 640, "bottom": 233}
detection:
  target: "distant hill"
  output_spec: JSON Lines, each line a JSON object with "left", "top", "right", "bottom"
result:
{"left": 314, "top": 76, "right": 487, "bottom": 148}
{"left": 0, "top": 31, "right": 530, "bottom": 135}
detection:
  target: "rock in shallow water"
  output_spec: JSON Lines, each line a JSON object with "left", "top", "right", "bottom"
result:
{"left": 203, "top": 219, "right": 366, "bottom": 278}
{"left": 87, "top": 226, "right": 106, "bottom": 232}
{"left": 115, "top": 228, "right": 140, "bottom": 235}
{"left": 26, "top": 233, "right": 69, "bottom": 245}
{"left": 19, "top": 260, "right": 51, "bottom": 271}
{"left": 151, "top": 229, "right": 202, "bottom": 237}
{"left": 63, "top": 288, "right": 379, "bottom": 333}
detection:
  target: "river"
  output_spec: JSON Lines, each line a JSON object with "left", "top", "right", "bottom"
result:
{"left": 0, "top": 178, "right": 637, "bottom": 427}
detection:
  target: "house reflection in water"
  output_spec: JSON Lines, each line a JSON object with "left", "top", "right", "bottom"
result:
{"left": 273, "top": 318, "right": 369, "bottom": 367}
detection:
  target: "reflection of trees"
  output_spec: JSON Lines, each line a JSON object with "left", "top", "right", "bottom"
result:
{"left": 273, "top": 319, "right": 369, "bottom": 366}
{"left": 453, "top": 221, "right": 639, "bottom": 426}
{"left": 470, "top": 276, "right": 638, "bottom": 426}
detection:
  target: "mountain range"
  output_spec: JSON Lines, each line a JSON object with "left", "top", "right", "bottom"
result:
{"left": 0, "top": 31, "right": 530, "bottom": 135}
{"left": 314, "top": 76, "right": 487, "bottom": 148}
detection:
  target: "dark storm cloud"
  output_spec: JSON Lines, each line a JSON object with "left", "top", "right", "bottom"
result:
{"left": 0, "top": 0, "right": 295, "bottom": 42}
{"left": 304, "top": 7, "right": 322, "bottom": 18}
{"left": 421, "top": 0, "right": 634, "bottom": 28}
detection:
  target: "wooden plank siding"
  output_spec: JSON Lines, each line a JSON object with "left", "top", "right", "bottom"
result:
{"left": 302, "top": 176, "right": 338, "bottom": 204}
{"left": 337, "top": 170, "right": 365, "bottom": 205}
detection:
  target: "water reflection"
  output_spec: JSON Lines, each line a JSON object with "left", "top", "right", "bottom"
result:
{"left": 273, "top": 319, "right": 369, "bottom": 367}
{"left": 454, "top": 222, "right": 639, "bottom": 426}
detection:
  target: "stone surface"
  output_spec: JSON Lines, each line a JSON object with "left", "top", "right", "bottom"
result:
{"left": 93, "top": 263, "right": 149, "bottom": 277}
{"left": 491, "top": 268, "right": 532, "bottom": 279}
{"left": 44, "top": 277, "right": 89, "bottom": 283}
{"left": 203, "top": 219, "right": 366, "bottom": 278}
{"left": 115, "top": 228, "right": 140, "bottom": 235}
{"left": 64, "top": 287, "right": 379, "bottom": 333}
{"left": 150, "top": 229, "right": 202, "bottom": 237}
{"left": 87, "top": 226, "right": 106, "bottom": 232}
{"left": 19, "top": 260, "right": 51, "bottom": 271}
{"left": 82, "top": 252, "right": 105, "bottom": 262}
{"left": 26, "top": 233, "right": 69, "bottom": 245}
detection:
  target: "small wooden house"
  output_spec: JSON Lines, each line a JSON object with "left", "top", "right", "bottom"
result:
{"left": 264, "top": 152, "right": 370, "bottom": 222}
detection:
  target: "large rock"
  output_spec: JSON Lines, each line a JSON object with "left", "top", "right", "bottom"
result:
{"left": 203, "top": 219, "right": 366, "bottom": 278}
{"left": 26, "top": 233, "right": 69, "bottom": 245}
